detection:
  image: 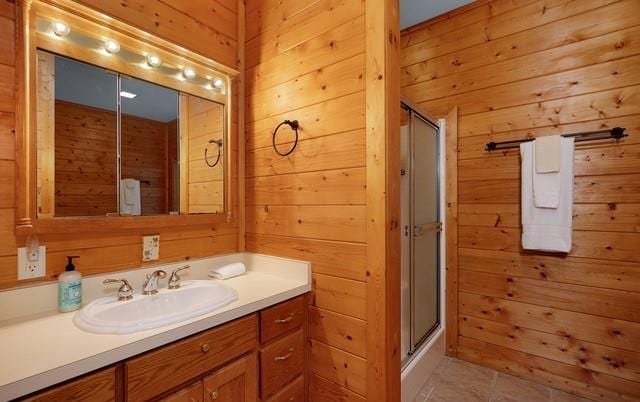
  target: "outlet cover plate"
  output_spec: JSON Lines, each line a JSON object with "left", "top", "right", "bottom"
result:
{"left": 17, "top": 245, "right": 46, "bottom": 280}
{"left": 143, "top": 235, "right": 160, "bottom": 261}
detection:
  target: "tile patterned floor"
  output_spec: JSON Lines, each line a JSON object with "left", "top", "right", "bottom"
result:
{"left": 414, "top": 357, "right": 593, "bottom": 402}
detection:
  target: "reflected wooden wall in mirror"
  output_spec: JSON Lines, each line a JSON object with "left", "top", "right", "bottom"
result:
{"left": 16, "top": 0, "right": 238, "bottom": 234}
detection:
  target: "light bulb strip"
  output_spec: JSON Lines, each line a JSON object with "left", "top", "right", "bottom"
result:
{"left": 46, "top": 18, "right": 227, "bottom": 93}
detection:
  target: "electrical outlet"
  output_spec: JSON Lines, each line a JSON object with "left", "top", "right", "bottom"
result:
{"left": 142, "top": 235, "right": 160, "bottom": 261}
{"left": 17, "top": 245, "right": 46, "bottom": 280}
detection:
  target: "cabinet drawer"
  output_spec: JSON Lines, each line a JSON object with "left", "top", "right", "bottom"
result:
{"left": 260, "top": 296, "right": 304, "bottom": 344}
{"left": 260, "top": 329, "right": 304, "bottom": 399}
{"left": 23, "top": 366, "right": 116, "bottom": 402}
{"left": 126, "top": 315, "right": 257, "bottom": 401}
{"left": 265, "top": 376, "right": 304, "bottom": 402}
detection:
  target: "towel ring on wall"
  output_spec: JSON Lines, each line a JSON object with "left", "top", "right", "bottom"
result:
{"left": 205, "top": 139, "right": 223, "bottom": 168}
{"left": 272, "top": 120, "right": 299, "bottom": 157}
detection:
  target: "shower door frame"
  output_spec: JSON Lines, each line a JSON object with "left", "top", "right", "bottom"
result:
{"left": 402, "top": 100, "right": 441, "bottom": 367}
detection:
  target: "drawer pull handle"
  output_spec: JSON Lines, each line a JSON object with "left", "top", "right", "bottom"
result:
{"left": 274, "top": 315, "right": 294, "bottom": 324}
{"left": 274, "top": 347, "right": 294, "bottom": 361}
{"left": 210, "top": 390, "right": 219, "bottom": 400}
{"left": 201, "top": 343, "right": 210, "bottom": 353}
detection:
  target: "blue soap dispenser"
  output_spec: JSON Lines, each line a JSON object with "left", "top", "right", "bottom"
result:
{"left": 58, "top": 256, "right": 82, "bottom": 312}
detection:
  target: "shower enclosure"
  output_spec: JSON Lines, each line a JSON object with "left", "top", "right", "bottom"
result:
{"left": 400, "top": 102, "right": 441, "bottom": 367}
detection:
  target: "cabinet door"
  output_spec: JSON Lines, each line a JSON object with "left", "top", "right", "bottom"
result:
{"left": 203, "top": 354, "right": 257, "bottom": 402}
{"left": 160, "top": 381, "right": 203, "bottom": 402}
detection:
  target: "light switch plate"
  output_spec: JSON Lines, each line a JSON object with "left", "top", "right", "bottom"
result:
{"left": 18, "top": 245, "right": 46, "bottom": 280}
{"left": 142, "top": 235, "right": 160, "bottom": 261}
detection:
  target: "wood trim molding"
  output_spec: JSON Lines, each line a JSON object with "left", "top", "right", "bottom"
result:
{"left": 15, "top": 0, "right": 35, "bottom": 232}
{"left": 445, "top": 106, "right": 459, "bottom": 356}
{"left": 236, "top": 0, "right": 245, "bottom": 250}
{"left": 365, "top": 0, "right": 401, "bottom": 400}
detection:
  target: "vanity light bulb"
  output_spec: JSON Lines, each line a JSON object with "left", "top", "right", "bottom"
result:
{"left": 147, "top": 55, "right": 162, "bottom": 67}
{"left": 51, "top": 20, "right": 70, "bottom": 37}
{"left": 213, "top": 78, "right": 224, "bottom": 89}
{"left": 104, "top": 39, "right": 120, "bottom": 54}
{"left": 182, "top": 67, "right": 196, "bottom": 80}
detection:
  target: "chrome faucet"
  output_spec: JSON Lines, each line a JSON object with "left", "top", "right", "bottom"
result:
{"left": 103, "top": 278, "right": 134, "bottom": 301}
{"left": 168, "top": 265, "right": 190, "bottom": 289}
{"left": 142, "top": 270, "right": 166, "bottom": 295}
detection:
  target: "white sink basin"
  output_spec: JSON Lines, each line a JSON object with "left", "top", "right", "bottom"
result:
{"left": 74, "top": 280, "right": 238, "bottom": 335}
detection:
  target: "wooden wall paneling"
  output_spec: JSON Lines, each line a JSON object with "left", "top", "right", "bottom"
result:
{"left": 445, "top": 106, "right": 458, "bottom": 356}
{"left": 76, "top": 0, "right": 238, "bottom": 68}
{"left": 402, "top": 0, "right": 638, "bottom": 92}
{"left": 402, "top": 0, "right": 640, "bottom": 399}
{"left": 458, "top": 247, "right": 640, "bottom": 292}
{"left": 460, "top": 314, "right": 640, "bottom": 382}
{"left": 307, "top": 373, "right": 366, "bottom": 402}
{"left": 459, "top": 291, "right": 640, "bottom": 354}
{"left": 307, "top": 339, "right": 367, "bottom": 397}
{"left": 245, "top": 92, "right": 365, "bottom": 151}
{"left": 458, "top": 336, "right": 640, "bottom": 401}
{"left": 308, "top": 306, "right": 367, "bottom": 358}
{"left": 365, "top": 0, "right": 401, "bottom": 401}
{"left": 237, "top": 0, "right": 245, "bottom": 251}
{"left": 244, "top": 0, "right": 369, "bottom": 399}
{"left": 244, "top": 233, "right": 366, "bottom": 282}
{"left": 244, "top": 0, "right": 364, "bottom": 69}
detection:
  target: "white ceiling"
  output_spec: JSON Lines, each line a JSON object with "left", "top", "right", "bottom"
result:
{"left": 400, "top": 0, "right": 475, "bottom": 29}
{"left": 55, "top": 54, "right": 179, "bottom": 123}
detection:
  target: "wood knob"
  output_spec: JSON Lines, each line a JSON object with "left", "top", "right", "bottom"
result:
{"left": 201, "top": 343, "right": 210, "bottom": 353}
{"left": 210, "top": 390, "right": 219, "bottom": 400}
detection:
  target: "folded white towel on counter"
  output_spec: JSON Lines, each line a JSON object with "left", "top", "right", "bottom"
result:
{"left": 521, "top": 137, "right": 574, "bottom": 253}
{"left": 533, "top": 136, "right": 562, "bottom": 208}
{"left": 208, "top": 262, "right": 246, "bottom": 280}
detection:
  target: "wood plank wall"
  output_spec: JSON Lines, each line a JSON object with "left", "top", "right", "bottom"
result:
{"left": 401, "top": 0, "right": 640, "bottom": 400}
{"left": 243, "top": 0, "right": 368, "bottom": 399}
{"left": 76, "top": 0, "right": 239, "bottom": 69}
{"left": 0, "top": 0, "right": 241, "bottom": 289}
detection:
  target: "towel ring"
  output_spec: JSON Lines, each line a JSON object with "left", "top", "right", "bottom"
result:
{"left": 272, "top": 120, "right": 299, "bottom": 157}
{"left": 205, "top": 139, "right": 223, "bottom": 168}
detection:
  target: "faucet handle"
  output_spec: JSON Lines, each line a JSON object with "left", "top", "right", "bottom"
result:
{"left": 168, "top": 265, "right": 190, "bottom": 289}
{"left": 103, "top": 278, "right": 134, "bottom": 301}
{"left": 146, "top": 270, "right": 166, "bottom": 280}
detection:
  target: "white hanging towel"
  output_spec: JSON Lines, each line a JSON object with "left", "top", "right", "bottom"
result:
{"left": 521, "top": 137, "right": 574, "bottom": 253}
{"left": 120, "top": 178, "right": 141, "bottom": 216}
{"left": 533, "top": 135, "right": 563, "bottom": 208}
{"left": 208, "top": 262, "right": 246, "bottom": 280}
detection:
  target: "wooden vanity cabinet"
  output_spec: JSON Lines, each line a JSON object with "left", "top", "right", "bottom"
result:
{"left": 20, "top": 296, "right": 306, "bottom": 402}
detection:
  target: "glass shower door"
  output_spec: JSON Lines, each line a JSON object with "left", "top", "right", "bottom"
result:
{"left": 411, "top": 114, "right": 440, "bottom": 347}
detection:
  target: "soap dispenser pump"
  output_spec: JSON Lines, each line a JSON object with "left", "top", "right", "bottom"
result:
{"left": 58, "top": 256, "right": 82, "bottom": 312}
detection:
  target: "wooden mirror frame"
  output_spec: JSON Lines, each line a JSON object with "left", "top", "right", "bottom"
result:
{"left": 14, "top": 0, "right": 239, "bottom": 236}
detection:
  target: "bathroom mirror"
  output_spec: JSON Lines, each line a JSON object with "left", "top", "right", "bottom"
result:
{"left": 35, "top": 51, "right": 226, "bottom": 217}
{"left": 16, "top": 0, "right": 239, "bottom": 234}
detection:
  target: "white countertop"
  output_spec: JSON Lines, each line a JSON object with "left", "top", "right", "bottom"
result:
{"left": 0, "top": 253, "right": 311, "bottom": 401}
